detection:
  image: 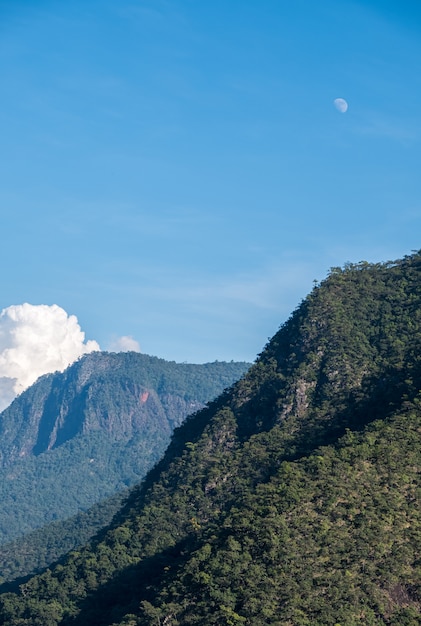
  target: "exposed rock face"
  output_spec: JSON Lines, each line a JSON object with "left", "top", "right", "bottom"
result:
{"left": 0, "top": 352, "right": 249, "bottom": 466}
{"left": 1, "top": 253, "right": 421, "bottom": 624}
{"left": 0, "top": 352, "right": 250, "bottom": 542}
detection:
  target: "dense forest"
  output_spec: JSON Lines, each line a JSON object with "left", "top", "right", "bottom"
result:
{"left": 0, "top": 355, "right": 249, "bottom": 547}
{"left": 1, "top": 252, "right": 421, "bottom": 625}
{"left": 0, "top": 491, "right": 127, "bottom": 584}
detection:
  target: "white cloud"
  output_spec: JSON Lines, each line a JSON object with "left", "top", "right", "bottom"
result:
{"left": 107, "top": 335, "right": 141, "bottom": 353}
{"left": 0, "top": 303, "right": 100, "bottom": 412}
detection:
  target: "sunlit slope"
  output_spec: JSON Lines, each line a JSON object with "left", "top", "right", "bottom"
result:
{"left": 1, "top": 252, "right": 421, "bottom": 625}
{"left": 0, "top": 354, "right": 250, "bottom": 544}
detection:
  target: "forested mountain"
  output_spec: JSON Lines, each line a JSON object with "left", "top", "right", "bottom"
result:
{"left": 1, "top": 252, "right": 421, "bottom": 625}
{"left": 0, "top": 354, "right": 249, "bottom": 545}
{"left": 0, "top": 491, "right": 127, "bottom": 584}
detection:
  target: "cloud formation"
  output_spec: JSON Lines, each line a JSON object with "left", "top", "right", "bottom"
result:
{"left": 0, "top": 304, "right": 100, "bottom": 412}
{"left": 108, "top": 335, "right": 141, "bottom": 353}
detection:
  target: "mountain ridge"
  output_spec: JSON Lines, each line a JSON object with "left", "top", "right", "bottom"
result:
{"left": 0, "top": 354, "right": 250, "bottom": 545}
{"left": 1, "top": 251, "right": 420, "bottom": 625}
{"left": 0, "top": 352, "right": 250, "bottom": 466}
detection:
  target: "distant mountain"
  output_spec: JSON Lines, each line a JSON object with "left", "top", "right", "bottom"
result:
{"left": 0, "top": 353, "right": 250, "bottom": 544}
{"left": 1, "top": 252, "right": 421, "bottom": 625}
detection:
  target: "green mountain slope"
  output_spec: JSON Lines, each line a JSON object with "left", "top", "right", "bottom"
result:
{"left": 0, "top": 491, "right": 127, "bottom": 584}
{"left": 1, "top": 252, "right": 421, "bottom": 625}
{"left": 0, "top": 354, "right": 249, "bottom": 545}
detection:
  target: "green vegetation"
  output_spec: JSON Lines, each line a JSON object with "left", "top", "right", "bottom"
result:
{"left": 0, "top": 355, "right": 249, "bottom": 546}
{"left": 0, "top": 492, "right": 127, "bottom": 584}
{"left": 1, "top": 252, "right": 421, "bottom": 624}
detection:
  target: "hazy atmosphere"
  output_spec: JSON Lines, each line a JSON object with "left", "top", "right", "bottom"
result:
{"left": 2, "top": 0, "right": 421, "bottom": 370}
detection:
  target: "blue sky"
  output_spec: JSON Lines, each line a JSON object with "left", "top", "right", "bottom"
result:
{"left": 1, "top": 0, "right": 421, "bottom": 363}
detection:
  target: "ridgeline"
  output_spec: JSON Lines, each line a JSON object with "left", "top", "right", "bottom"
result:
{"left": 0, "top": 354, "right": 249, "bottom": 551}
{"left": 1, "top": 252, "right": 421, "bottom": 625}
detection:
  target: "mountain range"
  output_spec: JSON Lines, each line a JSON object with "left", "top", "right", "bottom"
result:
{"left": 0, "top": 353, "right": 249, "bottom": 548}
{"left": 1, "top": 251, "right": 421, "bottom": 625}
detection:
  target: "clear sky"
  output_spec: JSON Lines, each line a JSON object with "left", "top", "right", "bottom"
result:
{"left": 1, "top": 0, "right": 421, "bottom": 364}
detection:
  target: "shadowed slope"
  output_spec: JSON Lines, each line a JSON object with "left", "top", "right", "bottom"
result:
{"left": 0, "top": 355, "right": 249, "bottom": 545}
{"left": 1, "top": 252, "right": 421, "bottom": 625}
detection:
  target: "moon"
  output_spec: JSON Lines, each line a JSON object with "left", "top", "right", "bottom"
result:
{"left": 334, "top": 98, "right": 348, "bottom": 113}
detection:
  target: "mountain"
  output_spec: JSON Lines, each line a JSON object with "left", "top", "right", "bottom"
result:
{"left": 1, "top": 252, "right": 421, "bottom": 625}
{"left": 0, "top": 491, "right": 127, "bottom": 585}
{"left": 0, "top": 353, "right": 250, "bottom": 545}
